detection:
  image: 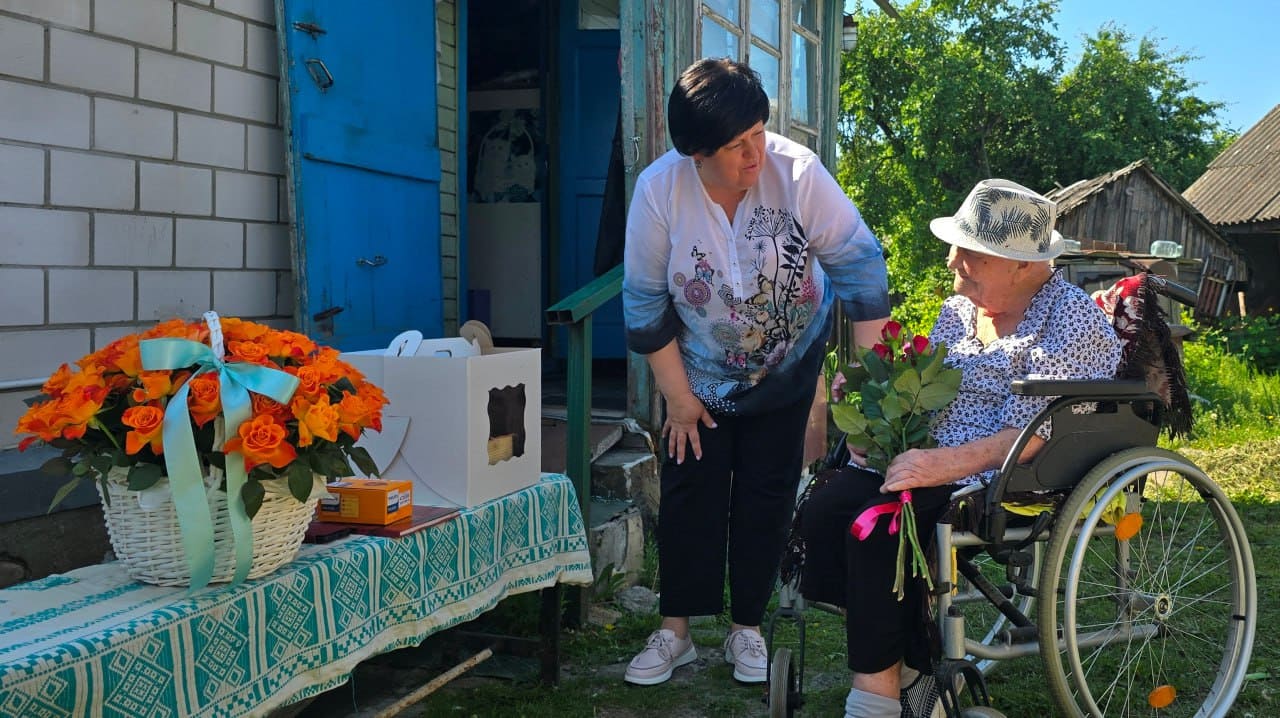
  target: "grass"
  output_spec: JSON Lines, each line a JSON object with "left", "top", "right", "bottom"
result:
{"left": 412, "top": 342, "right": 1279, "bottom": 717}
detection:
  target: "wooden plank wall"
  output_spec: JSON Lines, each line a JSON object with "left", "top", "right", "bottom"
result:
{"left": 1055, "top": 171, "right": 1247, "bottom": 291}
{"left": 438, "top": 0, "right": 460, "bottom": 335}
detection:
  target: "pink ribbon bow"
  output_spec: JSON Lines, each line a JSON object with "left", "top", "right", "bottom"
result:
{"left": 850, "top": 490, "right": 913, "bottom": 540}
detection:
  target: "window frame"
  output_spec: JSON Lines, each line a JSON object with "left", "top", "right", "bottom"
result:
{"left": 696, "top": 0, "right": 823, "bottom": 150}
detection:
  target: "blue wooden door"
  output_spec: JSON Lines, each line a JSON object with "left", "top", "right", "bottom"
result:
{"left": 557, "top": 3, "right": 623, "bottom": 358}
{"left": 276, "top": 0, "right": 442, "bottom": 350}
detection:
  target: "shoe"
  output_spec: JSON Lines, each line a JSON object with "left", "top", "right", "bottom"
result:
{"left": 722, "top": 628, "right": 768, "bottom": 683}
{"left": 624, "top": 629, "right": 697, "bottom": 685}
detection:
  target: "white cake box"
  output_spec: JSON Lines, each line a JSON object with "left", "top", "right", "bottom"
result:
{"left": 342, "top": 332, "right": 541, "bottom": 507}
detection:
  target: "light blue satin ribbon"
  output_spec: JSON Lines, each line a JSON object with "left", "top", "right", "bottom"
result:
{"left": 139, "top": 338, "right": 300, "bottom": 590}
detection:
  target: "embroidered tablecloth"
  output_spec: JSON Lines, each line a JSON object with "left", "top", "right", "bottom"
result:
{"left": 0, "top": 473, "right": 593, "bottom": 718}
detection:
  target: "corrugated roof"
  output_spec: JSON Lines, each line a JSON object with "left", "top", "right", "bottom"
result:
{"left": 1183, "top": 103, "right": 1280, "bottom": 226}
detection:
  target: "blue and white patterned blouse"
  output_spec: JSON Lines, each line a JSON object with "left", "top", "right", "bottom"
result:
{"left": 623, "top": 133, "right": 890, "bottom": 416}
{"left": 929, "top": 271, "right": 1123, "bottom": 484}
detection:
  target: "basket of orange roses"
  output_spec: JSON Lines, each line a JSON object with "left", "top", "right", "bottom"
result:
{"left": 14, "top": 312, "right": 388, "bottom": 588}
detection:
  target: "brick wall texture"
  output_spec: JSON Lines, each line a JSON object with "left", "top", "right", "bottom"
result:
{"left": 0, "top": 0, "right": 292, "bottom": 447}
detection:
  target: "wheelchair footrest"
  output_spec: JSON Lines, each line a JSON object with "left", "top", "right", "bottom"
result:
{"left": 934, "top": 658, "right": 993, "bottom": 718}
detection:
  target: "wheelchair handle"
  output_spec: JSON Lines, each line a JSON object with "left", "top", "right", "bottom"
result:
{"left": 1147, "top": 273, "right": 1199, "bottom": 307}
{"left": 1010, "top": 378, "right": 1152, "bottom": 397}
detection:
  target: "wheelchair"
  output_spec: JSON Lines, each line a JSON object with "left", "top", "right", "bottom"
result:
{"left": 765, "top": 294, "right": 1258, "bottom": 718}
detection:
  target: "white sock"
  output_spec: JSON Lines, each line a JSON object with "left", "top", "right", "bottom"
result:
{"left": 844, "top": 686, "right": 901, "bottom": 718}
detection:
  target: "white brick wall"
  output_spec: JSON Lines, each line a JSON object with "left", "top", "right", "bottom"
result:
{"left": 0, "top": 143, "right": 44, "bottom": 204}
{"left": 0, "top": 2, "right": 294, "bottom": 449}
{"left": 95, "top": 99, "right": 175, "bottom": 159}
{"left": 0, "top": 16, "right": 45, "bottom": 80}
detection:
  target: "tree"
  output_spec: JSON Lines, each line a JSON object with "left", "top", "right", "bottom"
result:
{"left": 837, "top": 0, "right": 1230, "bottom": 329}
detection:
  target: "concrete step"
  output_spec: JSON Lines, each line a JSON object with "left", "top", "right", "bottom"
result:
{"left": 590, "top": 447, "right": 658, "bottom": 529}
{"left": 538, "top": 413, "right": 625, "bottom": 476}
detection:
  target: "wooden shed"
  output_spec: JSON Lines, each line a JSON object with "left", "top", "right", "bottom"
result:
{"left": 1046, "top": 159, "right": 1247, "bottom": 318}
{"left": 1184, "top": 104, "right": 1280, "bottom": 314}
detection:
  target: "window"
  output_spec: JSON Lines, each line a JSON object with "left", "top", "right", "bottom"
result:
{"left": 698, "top": 0, "right": 823, "bottom": 148}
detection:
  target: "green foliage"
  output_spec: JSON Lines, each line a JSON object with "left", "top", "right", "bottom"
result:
{"left": 1192, "top": 314, "right": 1280, "bottom": 375}
{"left": 1171, "top": 340, "right": 1280, "bottom": 448}
{"left": 839, "top": 0, "right": 1231, "bottom": 324}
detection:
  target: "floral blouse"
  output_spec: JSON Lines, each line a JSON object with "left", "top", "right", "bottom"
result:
{"left": 622, "top": 132, "right": 890, "bottom": 416}
{"left": 929, "top": 271, "right": 1123, "bottom": 485}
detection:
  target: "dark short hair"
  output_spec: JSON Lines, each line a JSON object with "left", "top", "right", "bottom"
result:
{"left": 667, "top": 58, "right": 770, "bottom": 157}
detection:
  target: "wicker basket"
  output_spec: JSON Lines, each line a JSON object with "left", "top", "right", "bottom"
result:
{"left": 97, "top": 467, "right": 317, "bottom": 587}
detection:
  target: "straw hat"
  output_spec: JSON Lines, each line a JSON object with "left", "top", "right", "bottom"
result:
{"left": 929, "top": 179, "right": 1065, "bottom": 261}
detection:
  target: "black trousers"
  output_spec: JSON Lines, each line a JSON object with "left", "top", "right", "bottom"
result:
{"left": 798, "top": 467, "right": 953, "bottom": 674}
{"left": 657, "top": 394, "right": 812, "bottom": 626}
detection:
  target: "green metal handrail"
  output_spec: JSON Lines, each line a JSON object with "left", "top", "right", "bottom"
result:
{"left": 545, "top": 263, "right": 623, "bottom": 529}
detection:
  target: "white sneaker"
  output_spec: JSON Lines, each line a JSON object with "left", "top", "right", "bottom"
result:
{"left": 624, "top": 629, "right": 697, "bottom": 686}
{"left": 722, "top": 628, "right": 768, "bottom": 683}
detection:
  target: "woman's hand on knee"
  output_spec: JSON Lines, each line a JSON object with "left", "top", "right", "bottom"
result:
{"left": 882, "top": 448, "right": 952, "bottom": 493}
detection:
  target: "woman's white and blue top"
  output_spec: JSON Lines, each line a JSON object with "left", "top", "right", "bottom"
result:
{"left": 623, "top": 132, "right": 889, "bottom": 416}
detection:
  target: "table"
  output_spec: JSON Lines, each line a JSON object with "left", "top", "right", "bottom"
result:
{"left": 0, "top": 474, "right": 592, "bottom": 718}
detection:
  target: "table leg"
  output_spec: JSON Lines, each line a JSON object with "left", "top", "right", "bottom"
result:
{"left": 539, "top": 584, "right": 563, "bottom": 685}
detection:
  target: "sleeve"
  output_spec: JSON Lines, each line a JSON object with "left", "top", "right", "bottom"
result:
{"left": 795, "top": 156, "right": 890, "bottom": 321}
{"left": 622, "top": 176, "right": 682, "bottom": 354}
{"left": 1001, "top": 292, "right": 1124, "bottom": 437}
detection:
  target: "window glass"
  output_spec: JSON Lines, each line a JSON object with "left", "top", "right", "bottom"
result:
{"left": 749, "top": 0, "right": 780, "bottom": 48}
{"left": 701, "top": 16, "right": 740, "bottom": 59}
{"left": 703, "top": 0, "right": 739, "bottom": 23}
{"left": 792, "top": 0, "right": 819, "bottom": 32}
{"left": 790, "top": 31, "right": 817, "bottom": 125}
{"left": 749, "top": 44, "right": 781, "bottom": 130}
{"left": 578, "top": 0, "right": 620, "bottom": 29}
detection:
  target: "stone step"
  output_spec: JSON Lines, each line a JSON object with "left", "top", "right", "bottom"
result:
{"left": 590, "top": 446, "right": 658, "bottom": 529}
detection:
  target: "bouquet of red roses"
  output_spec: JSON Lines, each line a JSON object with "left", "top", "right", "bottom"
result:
{"left": 825, "top": 320, "right": 962, "bottom": 599}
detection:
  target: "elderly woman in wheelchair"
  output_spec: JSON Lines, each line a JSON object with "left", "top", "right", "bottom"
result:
{"left": 780, "top": 180, "right": 1257, "bottom": 718}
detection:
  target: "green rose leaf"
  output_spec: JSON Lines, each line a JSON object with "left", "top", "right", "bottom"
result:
{"left": 287, "top": 461, "right": 315, "bottom": 502}
{"left": 127, "top": 462, "right": 164, "bottom": 491}
{"left": 862, "top": 349, "right": 891, "bottom": 382}
{"left": 917, "top": 382, "right": 958, "bottom": 411}
{"left": 349, "top": 445, "right": 380, "bottom": 477}
{"left": 880, "top": 394, "right": 906, "bottom": 421}
{"left": 893, "top": 368, "right": 922, "bottom": 396}
{"left": 831, "top": 404, "right": 869, "bottom": 435}
{"left": 40, "top": 456, "right": 74, "bottom": 477}
{"left": 241, "top": 480, "right": 265, "bottom": 519}
{"left": 47, "top": 477, "right": 83, "bottom": 513}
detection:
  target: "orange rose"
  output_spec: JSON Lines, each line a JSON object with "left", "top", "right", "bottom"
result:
{"left": 132, "top": 370, "right": 174, "bottom": 403}
{"left": 262, "top": 330, "right": 317, "bottom": 360}
{"left": 224, "top": 414, "right": 297, "bottom": 470}
{"left": 227, "top": 340, "right": 270, "bottom": 365}
{"left": 289, "top": 365, "right": 326, "bottom": 401}
{"left": 15, "top": 401, "right": 60, "bottom": 443}
{"left": 335, "top": 393, "right": 372, "bottom": 439}
{"left": 42, "top": 364, "right": 75, "bottom": 398}
{"left": 220, "top": 317, "right": 271, "bottom": 343}
{"left": 186, "top": 374, "right": 222, "bottom": 427}
{"left": 250, "top": 392, "right": 291, "bottom": 424}
{"left": 291, "top": 395, "right": 339, "bottom": 446}
{"left": 122, "top": 405, "right": 165, "bottom": 455}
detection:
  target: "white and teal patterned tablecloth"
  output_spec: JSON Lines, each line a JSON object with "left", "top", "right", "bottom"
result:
{"left": 0, "top": 473, "right": 593, "bottom": 718}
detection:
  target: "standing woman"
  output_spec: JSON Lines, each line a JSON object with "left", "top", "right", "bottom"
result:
{"left": 622, "top": 57, "right": 890, "bottom": 687}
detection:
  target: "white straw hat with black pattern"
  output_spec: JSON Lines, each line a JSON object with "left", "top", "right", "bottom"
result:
{"left": 929, "top": 178, "right": 1066, "bottom": 261}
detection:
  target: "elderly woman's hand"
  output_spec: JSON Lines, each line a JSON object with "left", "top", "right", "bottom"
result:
{"left": 663, "top": 392, "right": 716, "bottom": 464}
{"left": 881, "top": 448, "right": 955, "bottom": 493}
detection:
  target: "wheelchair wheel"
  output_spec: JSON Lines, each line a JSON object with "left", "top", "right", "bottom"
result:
{"left": 768, "top": 647, "right": 799, "bottom": 718}
{"left": 1037, "top": 447, "right": 1256, "bottom": 717}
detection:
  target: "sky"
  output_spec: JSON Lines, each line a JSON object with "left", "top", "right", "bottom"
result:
{"left": 849, "top": 0, "right": 1280, "bottom": 133}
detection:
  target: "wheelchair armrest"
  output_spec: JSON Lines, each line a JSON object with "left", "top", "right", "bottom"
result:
{"left": 1010, "top": 378, "right": 1151, "bottom": 398}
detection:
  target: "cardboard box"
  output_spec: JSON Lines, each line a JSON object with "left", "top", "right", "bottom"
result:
{"left": 317, "top": 478, "right": 414, "bottom": 525}
{"left": 343, "top": 333, "right": 541, "bottom": 507}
